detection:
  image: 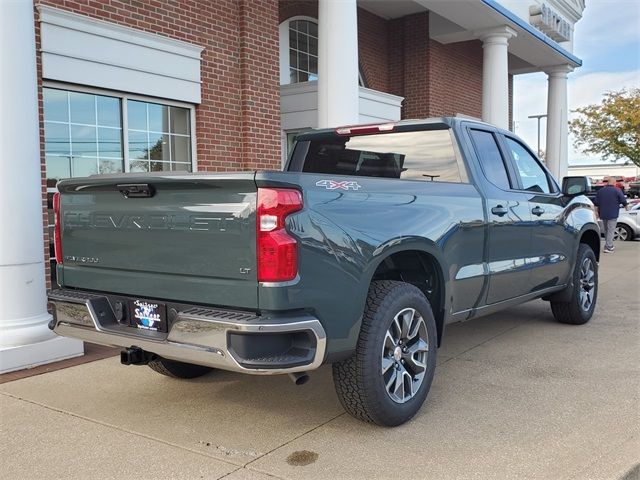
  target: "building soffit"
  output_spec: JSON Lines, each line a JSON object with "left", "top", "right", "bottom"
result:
{"left": 358, "top": 0, "right": 582, "bottom": 75}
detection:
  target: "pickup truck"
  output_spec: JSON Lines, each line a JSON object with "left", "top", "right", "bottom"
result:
{"left": 48, "top": 117, "right": 600, "bottom": 426}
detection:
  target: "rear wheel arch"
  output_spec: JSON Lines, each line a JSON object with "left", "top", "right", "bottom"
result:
{"left": 579, "top": 227, "right": 600, "bottom": 261}
{"left": 369, "top": 247, "right": 447, "bottom": 347}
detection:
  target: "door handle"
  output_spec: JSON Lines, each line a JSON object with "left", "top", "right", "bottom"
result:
{"left": 532, "top": 206, "right": 545, "bottom": 216}
{"left": 491, "top": 205, "right": 508, "bottom": 217}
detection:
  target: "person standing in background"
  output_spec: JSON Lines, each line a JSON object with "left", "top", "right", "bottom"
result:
{"left": 594, "top": 176, "right": 629, "bottom": 253}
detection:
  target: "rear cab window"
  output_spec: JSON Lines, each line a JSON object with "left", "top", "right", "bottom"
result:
{"left": 469, "top": 129, "right": 512, "bottom": 190}
{"left": 288, "top": 128, "right": 468, "bottom": 183}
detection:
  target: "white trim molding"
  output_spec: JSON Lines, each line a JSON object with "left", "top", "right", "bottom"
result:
{"left": 38, "top": 6, "right": 204, "bottom": 103}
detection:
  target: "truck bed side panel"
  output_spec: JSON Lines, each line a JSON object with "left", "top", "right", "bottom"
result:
{"left": 256, "top": 171, "right": 485, "bottom": 359}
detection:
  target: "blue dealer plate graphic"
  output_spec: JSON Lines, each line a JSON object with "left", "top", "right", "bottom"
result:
{"left": 132, "top": 300, "right": 162, "bottom": 331}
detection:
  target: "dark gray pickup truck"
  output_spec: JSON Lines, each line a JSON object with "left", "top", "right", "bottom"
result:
{"left": 48, "top": 117, "right": 600, "bottom": 426}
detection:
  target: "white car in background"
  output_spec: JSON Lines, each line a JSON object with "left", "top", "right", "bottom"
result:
{"left": 598, "top": 203, "right": 640, "bottom": 241}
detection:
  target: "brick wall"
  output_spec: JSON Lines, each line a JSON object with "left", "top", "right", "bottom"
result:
{"left": 388, "top": 17, "right": 405, "bottom": 100}
{"left": 389, "top": 12, "right": 484, "bottom": 120}
{"left": 427, "top": 39, "right": 483, "bottom": 119}
{"left": 279, "top": 0, "right": 316, "bottom": 22}
{"left": 357, "top": 8, "right": 390, "bottom": 92}
{"left": 35, "top": 0, "right": 281, "bottom": 285}
{"left": 239, "top": 0, "right": 282, "bottom": 170}
{"left": 391, "top": 13, "right": 430, "bottom": 119}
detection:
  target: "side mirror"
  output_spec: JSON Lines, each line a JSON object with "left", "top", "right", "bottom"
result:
{"left": 562, "top": 176, "right": 591, "bottom": 196}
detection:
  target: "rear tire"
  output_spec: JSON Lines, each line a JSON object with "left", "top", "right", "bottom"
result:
{"left": 551, "top": 243, "right": 598, "bottom": 325}
{"left": 332, "top": 281, "right": 437, "bottom": 426}
{"left": 148, "top": 357, "right": 212, "bottom": 379}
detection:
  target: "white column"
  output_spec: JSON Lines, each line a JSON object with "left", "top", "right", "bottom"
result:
{"left": 478, "top": 26, "right": 517, "bottom": 130}
{"left": 318, "top": 0, "right": 359, "bottom": 128}
{"left": 0, "top": 1, "right": 83, "bottom": 373}
{"left": 545, "top": 65, "right": 573, "bottom": 180}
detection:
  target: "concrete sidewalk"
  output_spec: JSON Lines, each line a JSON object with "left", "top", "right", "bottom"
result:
{"left": 1, "top": 242, "right": 638, "bottom": 480}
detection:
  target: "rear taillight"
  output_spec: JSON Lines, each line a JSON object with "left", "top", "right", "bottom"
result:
{"left": 53, "top": 192, "right": 63, "bottom": 264}
{"left": 256, "top": 188, "right": 303, "bottom": 282}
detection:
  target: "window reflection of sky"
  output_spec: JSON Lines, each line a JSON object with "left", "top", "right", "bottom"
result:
{"left": 346, "top": 130, "right": 462, "bottom": 182}
{"left": 43, "top": 88, "right": 193, "bottom": 180}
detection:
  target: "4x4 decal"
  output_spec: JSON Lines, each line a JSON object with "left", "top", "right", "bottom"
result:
{"left": 315, "top": 180, "right": 362, "bottom": 191}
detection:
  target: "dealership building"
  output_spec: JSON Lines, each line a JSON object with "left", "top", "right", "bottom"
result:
{"left": 0, "top": 0, "right": 585, "bottom": 372}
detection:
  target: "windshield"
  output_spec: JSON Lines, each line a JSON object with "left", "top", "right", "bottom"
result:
{"left": 289, "top": 129, "right": 467, "bottom": 183}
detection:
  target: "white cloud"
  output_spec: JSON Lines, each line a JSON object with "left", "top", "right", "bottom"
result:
{"left": 569, "top": 70, "right": 640, "bottom": 108}
{"left": 573, "top": 0, "right": 640, "bottom": 59}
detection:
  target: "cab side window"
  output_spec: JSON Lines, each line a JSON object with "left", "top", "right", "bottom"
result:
{"left": 469, "top": 129, "right": 511, "bottom": 190}
{"left": 504, "top": 137, "right": 552, "bottom": 194}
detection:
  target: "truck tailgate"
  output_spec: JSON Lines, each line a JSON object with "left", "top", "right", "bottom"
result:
{"left": 57, "top": 173, "right": 258, "bottom": 309}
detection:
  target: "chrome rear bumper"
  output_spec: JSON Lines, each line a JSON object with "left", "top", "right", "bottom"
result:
{"left": 47, "top": 289, "right": 326, "bottom": 375}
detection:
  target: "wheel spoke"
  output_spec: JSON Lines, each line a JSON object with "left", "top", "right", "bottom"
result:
{"left": 406, "top": 338, "right": 428, "bottom": 356}
{"left": 398, "top": 309, "right": 414, "bottom": 339}
{"left": 580, "top": 290, "right": 591, "bottom": 310}
{"left": 384, "top": 330, "right": 396, "bottom": 351}
{"left": 381, "top": 356, "right": 394, "bottom": 375}
{"left": 392, "top": 366, "right": 405, "bottom": 400}
{"left": 405, "top": 353, "right": 426, "bottom": 375}
{"left": 391, "top": 316, "right": 402, "bottom": 343}
{"left": 407, "top": 315, "right": 421, "bottom": 341}
{"left": 386, "top": 367, "right": 398, "bottom": 391}
{"left": 585, "top": 269, "right": 594, "bottom": 284}
{"left": 401, "top": 368, "right": 413, "bottom": 400}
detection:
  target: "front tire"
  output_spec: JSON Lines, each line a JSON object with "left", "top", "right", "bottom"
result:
{"left": 551, "top": 243, "right": 598, "bottom": 325}
{"left": 332, "top": 281, "right": 437, "bottom": 426}
{"left": 614, "top": 223, "right": 632, "bottom": 242}
{"left": 148, "top": 357, "right": 213, "bottom": 379}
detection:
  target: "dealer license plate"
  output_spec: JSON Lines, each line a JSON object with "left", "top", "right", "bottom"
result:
{"left": 129, "top": 299, "right": 167, "bottom": 332}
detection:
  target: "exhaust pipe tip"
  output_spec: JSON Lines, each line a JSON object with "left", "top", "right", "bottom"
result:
{"left": 288, "top": 372, "right": 310, "bottom": 386}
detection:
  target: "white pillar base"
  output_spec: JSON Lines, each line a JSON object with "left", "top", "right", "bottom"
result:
{"left": 0, "top": 337, "right": 84, "bottom": 374}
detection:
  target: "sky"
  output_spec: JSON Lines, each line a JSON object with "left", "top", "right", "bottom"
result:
{"left": 512, "top": 0, "right": 640, "bottom": 166}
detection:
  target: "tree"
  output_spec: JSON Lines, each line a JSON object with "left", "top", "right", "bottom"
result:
{"left": 569, "top": 88, "right": 640, "bottom": 167}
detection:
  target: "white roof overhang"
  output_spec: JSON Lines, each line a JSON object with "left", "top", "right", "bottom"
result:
{"left": 358, "top": 0, "right": 582, "bottom": 75}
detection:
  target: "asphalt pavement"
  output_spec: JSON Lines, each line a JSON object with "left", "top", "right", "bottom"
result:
{"left": 1, "top": 242, "right": 638, "bottom": 480}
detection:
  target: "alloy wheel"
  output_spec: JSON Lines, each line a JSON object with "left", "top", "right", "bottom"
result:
{"left": 578, "top": 258, "right": 596, "bottom": 312}
{"left": 613, "top": 226, "right": 628, "bottom": 241}
{"left": 381, "top": 308, "right": 429, "bottom": 403}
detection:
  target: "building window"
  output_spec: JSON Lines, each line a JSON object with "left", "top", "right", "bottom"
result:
{"left": 288, "top": 19, "right": 318, "bottom": 83}
{"left": 43, "top": 86, "right": 194, "bottom": 183}
{"left": 127, "top": 101, "right": 192, "bottom": 172}
{"left": 279, "top": 17, "right": 367, "bottom": 87}
{"left": 44, "top": 89, "right": 123, "bottom": 179}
